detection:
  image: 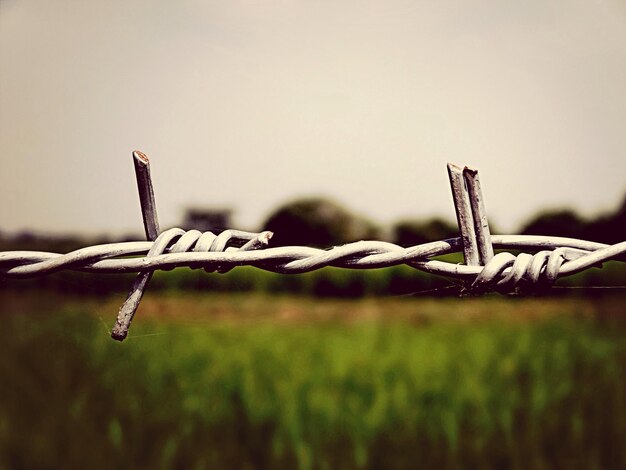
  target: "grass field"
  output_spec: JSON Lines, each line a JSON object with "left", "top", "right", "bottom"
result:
{"left": 1, "top": 292, "right": 625, "bottom": 469}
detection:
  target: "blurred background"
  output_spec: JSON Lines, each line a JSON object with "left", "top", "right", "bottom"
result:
{"left": 1, "top": 1, "right": 625, "bottom": 468}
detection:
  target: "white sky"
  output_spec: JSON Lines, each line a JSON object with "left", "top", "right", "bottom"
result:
{"left": 1, "top": 0, "right": 625, "bottom": 236}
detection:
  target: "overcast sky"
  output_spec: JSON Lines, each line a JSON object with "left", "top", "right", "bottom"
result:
{"left": 1, "top": 0, "right": 625, "bottom": 237}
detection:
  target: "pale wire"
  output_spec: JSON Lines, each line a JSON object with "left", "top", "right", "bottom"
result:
{"left": 0, "top": 152, "right": 623, "bottom": 341}
{"left": 1, "top": 232, "right": 623, "bottom": 283}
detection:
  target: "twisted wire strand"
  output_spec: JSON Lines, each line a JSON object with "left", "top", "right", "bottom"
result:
{"left": 109, "top": 228, "right": 273, "bottom": 340}
{"left": 1, "top": 228, "right": 624, "bottom": 293}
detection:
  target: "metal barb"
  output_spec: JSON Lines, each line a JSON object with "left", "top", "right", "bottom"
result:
{"left": 463, "top": 166, "right": 494, "bottom": 265}
{"left": 111, "top": 151, "right": 161, "bottom": 341}
{"left": 447, "top": 163, "right": 479, "bottom": 266}
{"left": 132, "top": 150, "right": 160, "bottom": 240}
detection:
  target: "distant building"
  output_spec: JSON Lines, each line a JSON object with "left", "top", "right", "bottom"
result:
{"left": 181, "top": 208, "right": 232, "bottom": 233}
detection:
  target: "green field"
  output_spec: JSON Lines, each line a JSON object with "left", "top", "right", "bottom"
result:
{"left": 1, "top": 292, "right": 625, "bottom": 469}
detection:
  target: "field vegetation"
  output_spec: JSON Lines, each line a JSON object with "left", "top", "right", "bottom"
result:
{"left": 1, "top": 292, "right": 624, "bottom": 469}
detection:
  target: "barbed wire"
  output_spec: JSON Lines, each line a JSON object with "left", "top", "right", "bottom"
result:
{"left": 1, "top": 152, "right": 624, "bottom": 341}
{"left": 2, "top": 229, "right": 623, "bottom": 288}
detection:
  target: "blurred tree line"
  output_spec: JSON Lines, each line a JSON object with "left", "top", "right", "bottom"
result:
{"left": 1, "top": 191, "right": 624, "bottom": 252}
{"left": 261, "top": 192, "right": 626, "bottom": 247}
{"left": 519, "top": 194, "right": 626, "bottom": 245}
{"left": 0, "top": 191, "right": 624, "bottom": 297}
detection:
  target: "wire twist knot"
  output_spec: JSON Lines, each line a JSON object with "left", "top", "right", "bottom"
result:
{"left": 146, "top": 228, "right": 274, "bottom": 274}
{"left": 470, "top": 248, "right": 591, "bottom": 294}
